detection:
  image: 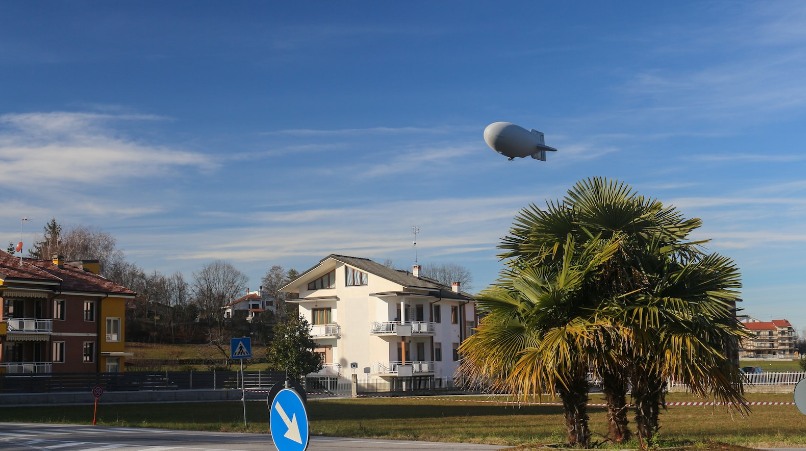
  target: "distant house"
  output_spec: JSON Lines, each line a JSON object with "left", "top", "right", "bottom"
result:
{"left": 0, "top": 252, "right": 136, "bottom": 374}
{"left": 740, "top": 318, "right": 796, "bottom": 358}
{"left": 223, "top": 287, "right": 274, "bottom": 322}
{"left": 281, "top": 254, "right": 476, "bottom": 390}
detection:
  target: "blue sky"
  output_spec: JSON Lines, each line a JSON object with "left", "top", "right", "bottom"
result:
{"left": 2, "top": 2, "right": 805, "bottom": 331}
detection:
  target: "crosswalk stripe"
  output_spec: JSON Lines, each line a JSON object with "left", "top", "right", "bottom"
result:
{"left": 44, "top": 441, "right": 90, "bottom": 449}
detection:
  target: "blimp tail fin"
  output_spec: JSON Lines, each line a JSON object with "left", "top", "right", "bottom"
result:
{"left": 529, "top": 129, "right": 545, "bottom": 145}
{"left": 531, "top": 150, "right": 546, "bottom": 161}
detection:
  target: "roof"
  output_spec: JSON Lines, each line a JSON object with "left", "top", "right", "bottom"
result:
{"left": 744, "top": 321, "right": 776, "bottom": 330}
{"left": 743, "top": 319, "right": 793, "bottom": 330}
{"left": 224, "top": 292, "right": 263, "bottom": 308}
{"left": 0, "top": 250, "right": 135, "bottom": 296}
{"left": 283, "top": 254, "right": 474, "bottom": 301}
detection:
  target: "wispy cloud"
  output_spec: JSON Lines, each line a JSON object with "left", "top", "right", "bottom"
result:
{"left": 0, "top": 112, "right": 215, "bottom": 188}
{"left": 267, "top": 125, "right": 476, "bottom": 137}
{"left": 127, "top": 195, "right": 534, "bottom": 265}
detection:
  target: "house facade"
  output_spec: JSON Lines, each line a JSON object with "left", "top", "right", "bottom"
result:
{"left": 281, "top": 254, "right": 476, "bottom": 389}
{"left": 0, "top": 252, "right": 135, "bottom": 374}
{"left": 223, "top": 287, "right": 274, "bottom": 322}
{"left": 740, "top": 318, "right": 796, "bottom": 358}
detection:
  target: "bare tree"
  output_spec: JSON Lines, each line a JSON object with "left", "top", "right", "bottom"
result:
{"left": 28, "top": 219, "right": 124, "bottom": 277}
{"left": 419, "top": 262, "right": 474, "bottom": 293}
{"left": 261, "top": 265, "right": 301, "bottom": 318}
{"left": 192, "top": 260, "right": 249, "bottom": 329}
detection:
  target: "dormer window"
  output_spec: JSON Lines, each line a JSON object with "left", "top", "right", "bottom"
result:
{"left": 308, "top": 269, "right": 336, "bottom": 290}
{"left": 345, "top": 266, "right": 368, "bottom": 286}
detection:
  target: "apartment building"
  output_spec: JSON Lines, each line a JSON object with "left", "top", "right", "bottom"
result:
{"left": 0, "top": 251, "right": 135, "bottom": 374}
{"left": 740, "top": 318, "right": 796, "bottom": 358}
{"left": 281, "top": 254, "right": 476, "bottom": 388}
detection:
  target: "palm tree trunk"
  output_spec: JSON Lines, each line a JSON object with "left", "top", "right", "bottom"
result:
{"left": 602, "top": 369, "right": 631, "bottom": 443}
{"left": 557, "top": 371, "right": 591, "bottom": 447}
{"left": 632, "top": 369, "right": 667, "bottom": 443}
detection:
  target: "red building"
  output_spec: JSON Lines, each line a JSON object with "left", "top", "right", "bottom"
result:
{"left": 0, "top": 252, "right": 135, "bottom": 374}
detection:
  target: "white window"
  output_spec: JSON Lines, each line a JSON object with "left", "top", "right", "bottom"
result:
{"left": 308, "top": 270, "right": 336, "bottom": 290}
{"left": 106, "top": 357, "right": 120, "bottom": 373}
{"left": 53, "top": 341, "right": 65, "bottom": 363}
{"left": 53, "top": 299, "right": 66, "bottom": 320}
{"left": 106, "top": 317, "right": 121, "bottom": 342}
{"left": 345, "top": 267, "right": 368, "bottom": 286}
{"left": 83, "top": 341, "right": 95, "bottom": 363}
{"left": 84, "top": 301, "right": 96, "bottom": 322}
{"left": 432, "top": 305, "right": 441, "bottom": 323}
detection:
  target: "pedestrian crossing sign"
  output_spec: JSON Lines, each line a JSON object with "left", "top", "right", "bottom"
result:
{"left": 230, "top": 337, "right": 252, "bottom": 359}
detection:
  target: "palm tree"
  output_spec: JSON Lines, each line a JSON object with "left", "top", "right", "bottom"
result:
{"left": 460, "top": 235, "right": 620, "bottom": 447}
{"left": 481, "top": 177, "right": 748, "bottom": 444}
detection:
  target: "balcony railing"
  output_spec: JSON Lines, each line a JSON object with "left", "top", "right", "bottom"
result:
{"left": 371, "top": 361, "right": 434, "bottom": 374}
{"left": 370, "top": 321, "right": 435, "bottom": 335}
{"left": 5, "top": 318, "right": 53, "bottom": 333}
{"left": 0, "top": 362, "right": 52, "bottom": 374}
{"left": 310, "top": 324, "right": 341, "bottom": 338}
{"left": 308, "top": 363, "right": 341, "bottom": 377}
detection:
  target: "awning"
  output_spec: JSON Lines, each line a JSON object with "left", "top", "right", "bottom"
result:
{"left": 288, "top": 296, "right": 339, "bottom": 303}
{"left": 0, "top": 290, "right": 50, "bottom": 298}
{"left": 5, "top": 333, "right": 49, "bottom": 342}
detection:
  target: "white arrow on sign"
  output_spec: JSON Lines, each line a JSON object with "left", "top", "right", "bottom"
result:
{"left": 274, "top": 401, "right": 302, "bottom": 444}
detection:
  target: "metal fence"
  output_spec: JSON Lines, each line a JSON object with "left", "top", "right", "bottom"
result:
{"left": 0, "top": 370, "right": 287, "bottom": 394}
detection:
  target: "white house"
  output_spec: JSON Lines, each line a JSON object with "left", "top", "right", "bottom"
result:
{"left": 281, "top": 254, "right": 476, "bottom": 390}
{"left": 223, "top": 287, "right": 275, "bottom": 322}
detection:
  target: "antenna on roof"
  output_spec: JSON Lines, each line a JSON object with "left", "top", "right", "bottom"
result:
{"left": 19, "top": 217, "right": 29, "bottom": 266}
{"left": 412, "top": 226, "right": 419, "bottom": 264}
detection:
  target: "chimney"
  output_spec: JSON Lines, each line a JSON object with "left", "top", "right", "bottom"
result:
{"left": 413, "top": 265, "right": 421, "bottom": 278}
{"left": 52, "top": 254, "right": 64, "bottom": 268}
{"left": 259, "top": 285, "right": 263, "bottom": 297}
{"left": 452, "top": 282, "right": 460, "bottom": 293}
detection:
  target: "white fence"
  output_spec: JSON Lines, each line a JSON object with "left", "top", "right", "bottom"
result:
{"left": 6, "top": 318, "right": 53, "bottom": 333}
{"left": 667, "top": 371, "right": 806, "bottom": 388}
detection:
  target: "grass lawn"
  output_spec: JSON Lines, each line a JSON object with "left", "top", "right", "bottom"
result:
{"left": 739, "top": 359, "right": 804, "bottom": 372}
{"left": 126, "top": 342, "right": 270, "bottom": 370}
{"left": 0, "top": 392, "right": 804, "bottom": 448}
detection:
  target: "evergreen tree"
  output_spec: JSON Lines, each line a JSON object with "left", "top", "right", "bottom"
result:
{"left": 28, "top": 218, "right": 61, "bottom": 259}
{"left": 266, "top": 315, "right": 322, "bottom": 380}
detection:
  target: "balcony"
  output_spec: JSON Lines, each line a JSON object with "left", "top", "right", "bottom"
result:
{"left": 370, "top": 321, "right": 435, "bottom": 336}
{"left": 0, "top": 362, "right": 52, "bottom": 374}
{"left": 5, "top": 318, "right": 53, "bottom": 334}
{"left": 371, "top": 361, "right": 434, "bottom": 375}
{"left": 309, "top": 363, "right": 342, "bottom": 377}
{"left": 310, "top": 324, "right": 341, "bottom": 339}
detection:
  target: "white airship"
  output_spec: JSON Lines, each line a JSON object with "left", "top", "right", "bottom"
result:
{"left": 483, "top": 122, "right": 558, "bottom": 161}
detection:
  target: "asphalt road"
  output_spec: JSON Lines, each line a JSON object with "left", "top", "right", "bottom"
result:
{"left": 0, "top": 423, "right": 507, "bottom": 451}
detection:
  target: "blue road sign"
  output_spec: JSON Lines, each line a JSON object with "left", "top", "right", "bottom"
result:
{"left": 230, "top": 337, "right": 252, "bottom": 359}
{"left": 270, "top": 388, "right": 309, "bottom": 451}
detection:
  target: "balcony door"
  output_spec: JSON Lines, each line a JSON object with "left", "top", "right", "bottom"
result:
{"left": 314, "top": 345, "right": 332, "bottom": 364}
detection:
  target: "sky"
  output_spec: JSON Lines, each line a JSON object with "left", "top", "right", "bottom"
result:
{"left": 1, "top": 2, "right": 805, "bottom": 331}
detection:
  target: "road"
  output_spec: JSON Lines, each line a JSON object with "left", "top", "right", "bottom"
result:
{"left": 0, "top": 423, "right": 507, "bottom": 451}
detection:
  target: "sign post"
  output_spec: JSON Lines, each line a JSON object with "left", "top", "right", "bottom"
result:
{"left": 794, "top": 378, "right": 806, "bottom": 415}
{"left": 270, "top": 388, "right": 309, "bottom": 451}
{"left": 231, "top": 337, "right": 252, "bottom": 427}
{"left": 92, "top": 386, "right": 103, "bottom": 425}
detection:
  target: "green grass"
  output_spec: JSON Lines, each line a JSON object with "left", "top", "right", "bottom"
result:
{"left": 126, "top": 342, "right": 270, "bottom": 370}
{"left": 739, "top": 359, "right": 804, "bottom": 372}
{"left": 1, "top": 392, "right": 804, "bottom": 448}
